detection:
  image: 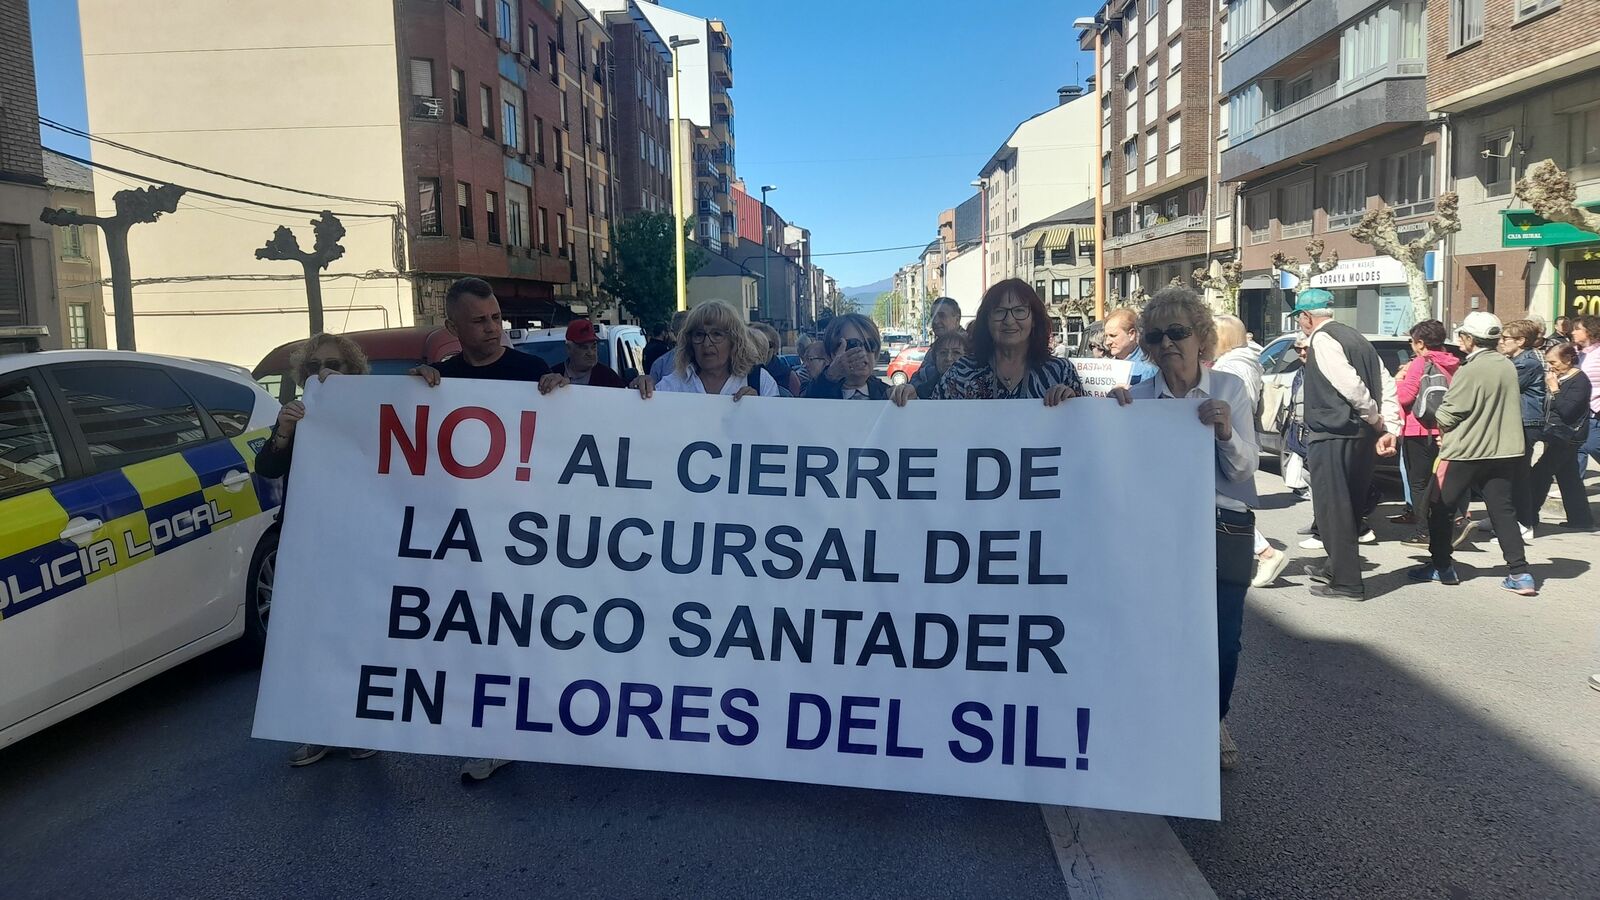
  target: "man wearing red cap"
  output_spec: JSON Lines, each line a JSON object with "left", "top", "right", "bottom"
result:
{"left": 552, "top": 319, "right": 627, "bottom": 387}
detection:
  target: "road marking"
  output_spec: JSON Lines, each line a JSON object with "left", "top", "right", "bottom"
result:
{"left": 1039, "top": 805, "right": 1216, "bottom": 900}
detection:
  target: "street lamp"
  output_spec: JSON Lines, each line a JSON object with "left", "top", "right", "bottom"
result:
{"left": 668, "top": 34, "right": 700, "bottom": 312}
{"left": 760, "top": 185, "right": 778, "bottom": 328}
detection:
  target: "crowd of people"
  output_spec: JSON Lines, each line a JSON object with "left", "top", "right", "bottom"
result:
{"left": 256, "top": 275, "right": 1598, "bottom": 778}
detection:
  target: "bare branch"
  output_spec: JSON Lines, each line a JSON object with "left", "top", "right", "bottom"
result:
{"left": 1516, "top": 159, "right": 1600, "bottom": 235}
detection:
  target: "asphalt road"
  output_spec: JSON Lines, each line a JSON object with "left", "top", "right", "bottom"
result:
{"left": 4, "top": 466, "right": 1597, "bottom": 899}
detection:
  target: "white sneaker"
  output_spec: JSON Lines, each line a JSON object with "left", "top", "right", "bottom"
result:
{"left": 1220, "top": 719, "right": 1240, "bottom": 771}
{"left": 1590, "top": 673, "right": 1600, "bottom": 693}
{"left": 1358, "top": 529, "right": 1377, "bottom": 544}
{"left": 1298, "top": 536, "right": 1325, "bottom": 551}
{"left": 1520, "top": 524, "right": 1534, "bottom": 542}
{"left": 1251, "top": 547, "right": 1291, "bottom": 587}
{"left": 461, "top": 757, "right": 513, "bottom": 781}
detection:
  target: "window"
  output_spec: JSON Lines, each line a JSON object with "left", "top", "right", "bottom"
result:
{"left": 0, "top": 377, "right": 64, "bottom": 499}
{"left": 1278, "top": 180, "right": 1313, "bottom": 238}
{"left": 486, "top": 191, "right": 501, "bottom": 245}
{"left": 479, "top": 85, "right": 495, "bottom": 139}
{"left": 1124, "top": 138, "right": 1138, "bottom": 176}
{"left": 1144, "top": 128, "right": 1158, "bottom": 182}
{"left": 538, "top": 206, "right": 550, "bottom": 251}
{"left": 1515, "top": 0, "right": 1560, "bottom": 23}
{"left": 529, "top": 24, "right": 540, "bottom": 69}
{"left": 457, "top": 181, "right": 474, "bottom": 239}
{"left": 450, "top": 68, "right": 467, "bottom": 126}
{"left": 1482, "top": 133, "right": 1513, "bottom": 196}
{"left": 55, "top": 366, "right": 207, "bottom": 472}
{"left": 549, "top": 39, "right": 559, "bottom": 85}
{"left": 497, "top": 0, "right": 515, "bottom": 43}
{"left": 67, "top": 303, "right": 89, "bottom": 347}
{"left": 56, "top": 209, "right": 84, "bottom": 259}
{"left": 1052, "top": 279, "right": 1071, "bottom": 299}
{"left": 1385, "top": 145, "right": 1436, "bottom": 216}
{"left": 170, "top": 368, "right": 254, "bottom": 437}
{"left": 1571, "top": 107, "right": 1600, "bottom": 166}
{"left": 1450, "top": 0, "right": 1482, "bottom": 50}
{"left": 1051, "top": 247, "right": 1071, "bottom": 265}
{"left": 474, "top": 0, "right": 488, "bottom": 27}
{"left": 534, "top": 117, "right": 546, "bottom": 163}
{"left": 1399, "top": 1, "right": 1425, "bottom": 61}
{"left": 409, "top": 58, "right": 434, "bottom": 96}
{"left": 1339, "top": 5, "right": 1394, "bottom": 85}
{"left": 1034, "top": 280, "right": 1047, "bottom": 297}
{"left": 1079, "top": 277, "right": 1094, "bottom": 299}
{"left": 508, "top": 196, "right": 527, "bottom": 247}
{"left": 1166, "top": 114, "right": 1182, "bottom": 174}
{"left": 1245, "top": 191, "right": 1271, "bottom": 243}
{"left": 418, "top": 178, "right": 441, "bottom": 236}
{"left": 557, "top": 213, "right": 568, "bottom": 256}
{"left": 502, "top": 96, "right": 520, "bottom": 150}
{"left": 1167, "top": 36, "right": 1182, "bottom": 71}
{"left": 1327, "top": 164, "right": 1368, "bottom": 228}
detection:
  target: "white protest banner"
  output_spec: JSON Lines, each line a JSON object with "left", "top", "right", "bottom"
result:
{"left": 252, "top": 379, "right": 1220, "bottom": 819}
{"left": 1069, "top": 358, "right": 1135, "bottom": 397}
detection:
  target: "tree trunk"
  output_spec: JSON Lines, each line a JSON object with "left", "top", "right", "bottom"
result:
{"left": 303, "top": 260, "right": 325, "bottom": 335}
{"left": 1405, "top": 261, "right": 1431, "bottom": 330}
{"left": 104, "top": 226, "right": 136, "bottom": 351}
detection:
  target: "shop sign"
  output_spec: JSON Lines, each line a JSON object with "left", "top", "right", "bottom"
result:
{"left": 1307, "top": 253, "right": 1438, "bottom": 289}
{"left": 1501, "top": 205, "right": 1600, "bottom": 248}
{"left": 1565, "top": 259, "right": 1600, "bottom": 318}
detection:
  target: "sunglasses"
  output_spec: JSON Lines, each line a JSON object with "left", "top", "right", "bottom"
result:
{"left": 1142, "top": 324, "right": 1194, "bottom": 345}
{"left": 300, "top": 357, "right": 344, "bottom": 373}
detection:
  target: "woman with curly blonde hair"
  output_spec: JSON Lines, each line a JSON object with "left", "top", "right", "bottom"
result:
{"left": 634, "top": 299, "right": 779, "bottom": 399}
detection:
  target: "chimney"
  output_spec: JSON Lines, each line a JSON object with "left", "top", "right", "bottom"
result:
{"left": 1057, "top": 85, "right": 1086, "bottom": 105}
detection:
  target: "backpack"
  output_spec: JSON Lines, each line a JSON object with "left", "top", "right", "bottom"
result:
{"left": 1413, "top": 358, "right": 1448, "bottom": 427}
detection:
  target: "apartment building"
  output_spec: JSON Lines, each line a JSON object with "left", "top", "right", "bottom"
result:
{"left": 1429, "top": 0, "right": 1600, "bottom": 325}
{"left": 42, "top": 150, "right": 108, "bottom": 349}
{"left": 1220, "top": 0, "right": 1439, "bottom": 337}
{"left": 1084, "top": 0, "right": 1230, "bottom": 308}
{"left": 556, "top": 3, "right": 618, "bottom": 317}
{"left": 598, "top": 2, "right": 674, "bottom": 220}
{"left": 0, "top": 0, "right": 56, "bottom": 352}
{"left": 974, "top": 87, "right": 1097, "bottom": 288}
{"left": 1017, "top": 199, "right": 1098, "bottom": 344}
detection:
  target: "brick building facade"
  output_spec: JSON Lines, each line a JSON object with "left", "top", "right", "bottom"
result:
{"left": 0, "top": 0, "right": 57, "bottom": 351}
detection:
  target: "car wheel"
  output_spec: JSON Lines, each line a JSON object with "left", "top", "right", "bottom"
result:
{"left": 243, "top": 528, "right": 278, "bottom": 657}
{"left": 890, "top": 371, "right": 907, "bottom": 385}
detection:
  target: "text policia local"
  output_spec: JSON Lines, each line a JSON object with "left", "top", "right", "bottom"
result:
{"left": 353, "top": 404, "right": 1090, "bottom": 770}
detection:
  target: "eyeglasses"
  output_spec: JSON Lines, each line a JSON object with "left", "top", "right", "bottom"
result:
{"left": 989, "top": 306, "right": 1032, "bottom": 323}
{"left": 300, "top": 357, "right": 344, "bottom": 373}
{"left": 803, "top": 353, "right": 828, "bottom": 363}
{"left": 690, "top": 329, "right": 730, "bottom": 345}
{"left": 1294, "top": 347, "right": 1308, "bottom": 354}
{"left": 1142, "top": 324, "right": 1195, "bottom": 345}
{"left": 1089, "top": 342, "right": 1108, "bottom": 354}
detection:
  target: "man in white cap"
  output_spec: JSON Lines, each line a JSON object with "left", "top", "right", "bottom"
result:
{"left": 1409, "top": 312, "right": 1537, "bottom": 595}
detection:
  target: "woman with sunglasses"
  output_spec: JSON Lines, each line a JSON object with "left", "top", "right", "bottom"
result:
{"left": 805, "top": 313, "right": 892, "bottom": 400}
{"left": 923, "top": 279, "right": 1082, "bottom": 405}
{"left": 1108, "top": 287, "right": 1258, "bottom": 771}
{"left": 254, "top": 332, "right": 378, "bottom": 769}
{"left": 634, "top": 299, "right": 779, "bottom": 400}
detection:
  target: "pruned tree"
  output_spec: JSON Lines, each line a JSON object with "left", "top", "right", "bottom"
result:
{"left": 1516, "top": 158, "right": 1600, "bottom": 235}
{"left": 1192, "top": 260, "right": 1244, "bottom": 316}
{"left": 1351, "top": 192, "right": 1460, "bottom": 324}
{"left": 255, "top": 211, "right": 346, "bottom": 335}
{"left": 1271, "top": 238, "right": 1340, "bottom": 284}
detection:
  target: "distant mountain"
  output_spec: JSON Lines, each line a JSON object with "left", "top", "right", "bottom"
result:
{"left": 842, "top": 276, "right": 894, "bottom": 302}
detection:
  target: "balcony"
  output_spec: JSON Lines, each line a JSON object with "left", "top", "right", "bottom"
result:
{"left": 713, "top": 113, "right": 734, "bottom": 141}
{"left": 710, "top": 45, "right": 733, "bottom": 90}
{"left": 1222, "top": 0, "right": 1385, "bottom": 94}
{"left": 1221, "top": 71, "right": 1426, "bottom": 183}
{"left": 697, "top": 198, "right": 721, "bottom": 218}
{"left": 1103, "top": 214, "right": 1207, "bottom": 250}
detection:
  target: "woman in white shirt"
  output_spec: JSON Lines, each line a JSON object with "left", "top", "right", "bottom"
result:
{"left": 633, "top": 299, "right": 780, "bottom": 400}
{"left": 1110, "top": 287, "right": 1259, "bottom": 771}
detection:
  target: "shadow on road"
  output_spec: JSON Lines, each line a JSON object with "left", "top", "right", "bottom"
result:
{"left": 1170, "top": 600, "right": 1600, "bottom": 900}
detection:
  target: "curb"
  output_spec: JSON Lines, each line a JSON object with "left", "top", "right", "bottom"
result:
{"left": 1040, "top": 805, "right": 1216, "bottom": 899}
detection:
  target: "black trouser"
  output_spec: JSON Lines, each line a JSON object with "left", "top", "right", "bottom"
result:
{"left": 1514, "top": 424, "right": 1542, "bottom": 528}
{"left": 1308, "top": 434, "right": 1378, "bottom": 591}
{"left": 1404, "top": 435, "right": 1468, "bottom": 528}
{"left": 1428, "top": 457, "right": 1527, "bottom": 575}
{"left": 1216, "top": 509, "right": 1253, "bottom": 721}
{"left": 1531, "top": 438, "right": 1595, "bottom": 527}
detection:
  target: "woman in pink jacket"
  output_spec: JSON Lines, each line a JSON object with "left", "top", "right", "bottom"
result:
{"left": 1396, "top": 320, "right": 1465, "bottom": 545}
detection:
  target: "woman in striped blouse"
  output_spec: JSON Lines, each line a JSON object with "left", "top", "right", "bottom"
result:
{"left": 925, "top": 279, "right": 1082, "bottom": 405}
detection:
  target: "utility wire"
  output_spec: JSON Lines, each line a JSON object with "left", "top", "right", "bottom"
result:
{"left": 46, "top": 146, "right": 395, "bottom": 219}
{"left": 41, "top": 117, "right": 394, "bottom": 207}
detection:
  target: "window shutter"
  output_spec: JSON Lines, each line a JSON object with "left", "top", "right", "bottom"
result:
{"left": 410, "top": 59, "right": 434, "bottom": 97}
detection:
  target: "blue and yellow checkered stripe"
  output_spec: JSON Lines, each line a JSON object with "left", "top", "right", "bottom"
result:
{"left": 0, "top": 428, "right": 283, "bottom": 623}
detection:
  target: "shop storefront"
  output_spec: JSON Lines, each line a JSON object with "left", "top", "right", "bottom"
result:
{"left": 1502, "top": 204, "right": 1600, "bottom": 321}
{"left": 1274, "top": 253, "right": 1440, "bottom": 336}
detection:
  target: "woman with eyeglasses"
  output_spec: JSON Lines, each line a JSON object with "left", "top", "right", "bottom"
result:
{"left": 805, "top": 313, "right": 892, "bottom": 400}
{"left": 751, "top": 321, "right": 802, "bottom": 397}
{"left": 797, "top": 334, "right": 829, "bottom": 389}
{"left": 634, "top": 299, "right": 779, "bottom": 400}
{"left": 254, "top": 332, "right": 378, "bottom": 769}
{"left": 1108, "top": 287, "right": 1258, "bottom": 771}
{"left": 922, "top": 279, "right": 1082, "bottom": 405}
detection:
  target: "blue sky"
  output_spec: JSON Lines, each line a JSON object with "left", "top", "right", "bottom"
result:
{"left": 29, "top": 0, "right": 1097, "bottom": 289}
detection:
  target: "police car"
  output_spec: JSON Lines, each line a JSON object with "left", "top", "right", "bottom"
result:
{"left": 0, "top": 351, "right": 284, "bottom": 748}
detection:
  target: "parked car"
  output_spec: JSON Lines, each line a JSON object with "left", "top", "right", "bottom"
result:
{"left": 0, "top": 351, "right": 283, "bottom": 748}
{"left": 887, "top": 346, "right": 929, "bottom": 385}
{"left": 1256, "top": 332, "right": 1463, "bottom": 457}
{"left": 510, "top": 324, "right": 647, "bottom": 382}
{"left": 253, "top": 325, "right": 460, "bottom": 402}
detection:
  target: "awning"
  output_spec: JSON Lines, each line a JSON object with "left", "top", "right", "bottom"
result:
{"left": 1037, "top": 227, "right": 1073, "bottom": 250}
{"left": 1071, "top": 225, "right": 1095, "bottom": 246}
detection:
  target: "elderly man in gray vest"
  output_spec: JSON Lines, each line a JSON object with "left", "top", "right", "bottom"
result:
{"left": 1295, "top": 289, "right": 1397, "bottom": 600}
